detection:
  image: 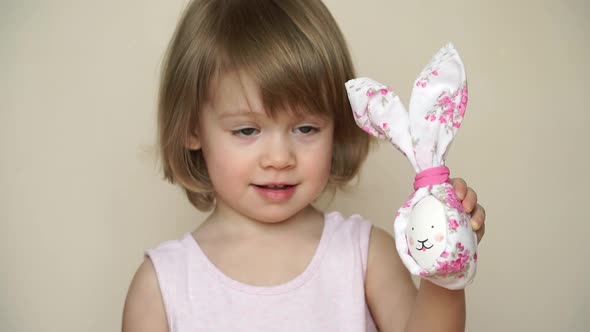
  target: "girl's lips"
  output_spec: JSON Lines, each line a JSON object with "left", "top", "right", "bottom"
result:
{"left": 252, "top": 184, "right": 297, "bottom": 202}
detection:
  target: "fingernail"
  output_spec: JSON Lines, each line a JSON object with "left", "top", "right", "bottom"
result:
{"left": 457, "top": 190, "right": 465, "bottom": 200}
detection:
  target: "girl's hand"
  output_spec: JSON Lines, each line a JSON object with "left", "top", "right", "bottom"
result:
{"left": 449, "top": 178, "right": 486, "bottom": 243}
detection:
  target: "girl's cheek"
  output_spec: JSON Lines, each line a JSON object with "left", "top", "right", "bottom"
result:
{"left": 434, "top": 232, "right": 444, "bottom": 242}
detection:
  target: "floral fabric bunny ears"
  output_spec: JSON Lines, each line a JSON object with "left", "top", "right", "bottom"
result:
{"left": 346, "top": 44, "right": 477, "bottom": 290}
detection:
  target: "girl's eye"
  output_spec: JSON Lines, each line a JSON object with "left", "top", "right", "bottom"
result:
{"left": 294, "top": 125, "right": 318, "bottom": 134}
{"left": 232, "top": 127, "right": 259, "bottom": 136}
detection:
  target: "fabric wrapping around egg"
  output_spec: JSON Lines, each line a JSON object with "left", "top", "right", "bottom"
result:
{"left": 345, "top": 43, "right": 478, "bottom": 290}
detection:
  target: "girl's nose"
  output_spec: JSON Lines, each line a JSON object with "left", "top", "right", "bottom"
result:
{"left": 260, "top": 136, "right": 295, "bottom": 170}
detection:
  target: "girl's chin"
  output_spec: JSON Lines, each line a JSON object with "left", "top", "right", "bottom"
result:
{"left": 247, "top": 206, "right": 315, "bottom": 224}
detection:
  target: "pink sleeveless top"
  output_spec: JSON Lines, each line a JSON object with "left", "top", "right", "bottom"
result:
{"left": 145, "top": 212, "right": 378, "bottom": 332}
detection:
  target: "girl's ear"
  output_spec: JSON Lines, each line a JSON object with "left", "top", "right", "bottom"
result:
{"left": 186, "top": 134, "right": 201, "bottom": 150}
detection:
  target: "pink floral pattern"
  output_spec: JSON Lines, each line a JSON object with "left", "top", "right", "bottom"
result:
{"left": 415, "top": 69, "right": 439, "bottom": 88}
{"left": 414, "top": 44, "right": 455, "bottom": 89}
{"left": 435, "top": 242, "right": 472, "bottom": 275}
{"left": 366, "top": 86, "right": 394, "bottom": 97}
{"left": 434, "top": 184, "right": 465, "bottom": 214}
{"left": 346, "top": 80, "right": 399, "bottom": 141}
{"left": 364, "top": 86, "right": 396, "bottom": 110}
{"left": 361, "top": 125, "right": 379, "bottom": 137}
{"left": 449, "top": 218, "right": 459, "bottom": 231}
{"left": 421, "top": 241, "right": 475, "bottom": 279}
{"left": 424, "top": 82, "right": 468, "bottom": 131}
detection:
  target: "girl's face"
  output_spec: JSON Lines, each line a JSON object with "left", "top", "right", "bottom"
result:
{"left": 190, "top": 70, "right": 334, "bottom": 224}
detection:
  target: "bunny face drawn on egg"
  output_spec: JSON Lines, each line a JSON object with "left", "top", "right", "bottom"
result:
{"left": 407, "top": 195, "right": 448, "bottom": 268}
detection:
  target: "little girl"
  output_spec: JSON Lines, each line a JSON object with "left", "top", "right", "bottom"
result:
{"left": 123, "top": 0, "right": 486, "bottom": 331}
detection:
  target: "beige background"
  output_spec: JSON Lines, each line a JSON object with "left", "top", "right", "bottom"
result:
{"left": 1, "top": 0, "right": 589, "bottom": 331}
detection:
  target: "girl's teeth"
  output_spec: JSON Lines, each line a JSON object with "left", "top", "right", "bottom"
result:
{"left": 262, "top": 185, "right": 290, "bottom": 189}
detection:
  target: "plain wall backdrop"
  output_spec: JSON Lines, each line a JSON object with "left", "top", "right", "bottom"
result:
{"left": 1, "top": 0, "right": 589, "bottom": 331}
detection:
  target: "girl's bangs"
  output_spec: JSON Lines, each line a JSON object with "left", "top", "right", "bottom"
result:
{"left": 211, "top": 2, "right": 337, "bottom": 120}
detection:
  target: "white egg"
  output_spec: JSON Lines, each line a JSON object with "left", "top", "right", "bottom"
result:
{"left": 406, "top": 195, "right": 448, "bottom": 268}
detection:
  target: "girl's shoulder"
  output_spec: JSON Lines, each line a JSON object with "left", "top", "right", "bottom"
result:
{"left": 122, "top": 257, "right": 169, "bottom": 332}
{"left": 361, "top": 219, "right": 417, "bottom": 332}
{"left": 123, "top": 234, "right": 195, "bottom": 332}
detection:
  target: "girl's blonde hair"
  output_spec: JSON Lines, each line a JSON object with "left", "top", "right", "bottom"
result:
{"left": 158, "top": 0, "right": 371, "bottom": 211}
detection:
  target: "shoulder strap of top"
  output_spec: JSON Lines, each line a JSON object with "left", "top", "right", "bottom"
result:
{"left": 145, "top": 238, "right": 189, "bottom": 332}
{"left": 357, "top": 215, "right": 373, "bottom": 279}
{"left": 325, "top": 212, "right": 373, "bottom": 280}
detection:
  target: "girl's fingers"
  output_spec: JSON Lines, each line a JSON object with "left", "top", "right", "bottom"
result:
{"left": 476, "top": 221, "right": 485, "bottom": 244}
{"left": 449, "top": 178, "right": 486, "bottom": 243}
{"left": 449, "top": 177, "right": 467, "bottom": 200}
{"left": 462, "top": 187, "right": 478, "bottom": 213}
{"left": 470, "top": 204, "right": 486, "bottom": 231}
{"left": 450, "top": 178, "right": 479, "bottom": 213}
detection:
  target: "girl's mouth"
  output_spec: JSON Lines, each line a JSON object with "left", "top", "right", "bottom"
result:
{"left": 252, "top": 184, "right": 297, "bottom": 202}
{"left": 254, "top": 184, "right": 295, "bottom": 190}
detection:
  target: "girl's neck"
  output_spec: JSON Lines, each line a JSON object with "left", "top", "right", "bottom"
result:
{"left": 199, "top": 203, "right": 323, "bottom": 240}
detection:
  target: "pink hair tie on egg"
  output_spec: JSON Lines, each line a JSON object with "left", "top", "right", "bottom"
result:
{"left": 345, "top": 43, "right": 478, "bottom": 290}
{"left": 413, "top": 166, "right": 450, "bottom": 191}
